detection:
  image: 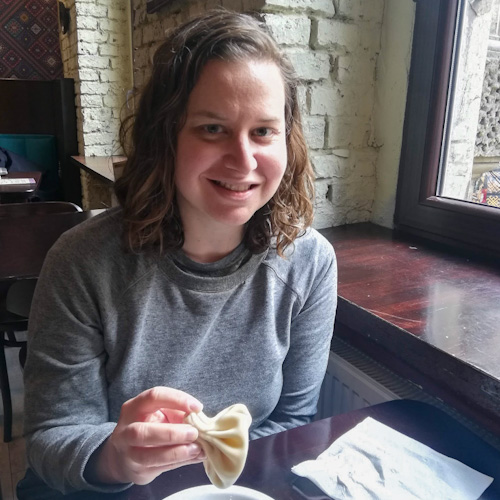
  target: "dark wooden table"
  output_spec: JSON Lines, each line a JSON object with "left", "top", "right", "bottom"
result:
{"left": 70, "top": 156, "right": 126, "bottom": 185}
{"left": 0, "top": 172, "right": 42, "bottom": 201}
{"left": 0, "top": 209, "right": 104, "bottom": 281}
{"left": 27, "top": 400, "right": 498, "bottom": 499}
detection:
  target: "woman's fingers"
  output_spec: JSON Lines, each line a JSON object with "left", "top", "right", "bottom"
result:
{"left": 123, "top": 421, "right": 198, "bottom": 447}
{"left": 120, "top": 387, "right": 203, "bottom": 424}
{"left": 128, "top": 441, "right": 204, "bottom": 468}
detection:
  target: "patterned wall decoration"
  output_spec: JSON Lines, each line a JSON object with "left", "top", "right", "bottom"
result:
{"left": 0, "top": 0, "right": 63, "bottom": 80}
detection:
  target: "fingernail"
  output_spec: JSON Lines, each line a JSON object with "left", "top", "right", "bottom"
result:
{"left": 187, "top": 443, "right": 202, "bottom": 456}
{"left": 186, "top": 428, "right": 198, "bottom": 441}
{"left": 189, "top": 401, "right": 203, "bottom": 413}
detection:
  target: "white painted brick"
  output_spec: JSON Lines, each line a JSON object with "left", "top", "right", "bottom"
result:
{"left": 348, "top": 149, "right": 377, "bottom": 178}
{"left": 79, "top": 68, "right": 99, "bottom": 81}
{"left": 108, "top": 5, "right": 128, "bottom": 21}
{"left": 82, "top": 119, "right": 104, "bottom": 133}
{"left": 359, "top": 24, "right": 381, "bottom": 54}
{"left": 99, "top": 69, "right": 122, "bottom": 82}
{"left": 80, "top": 94, "right": 103, "bottom": 107}
{"left": 75, "top": 4, "right": 107, "bottom": 17}
{"left": 296, "top": 85, "right": 308, "bottom": 115}
{"left": 77, "top": 41, "right": 98, "bottom": 55}
{"left": 310, "top": 83, "right": 347, "bottom": 116}
{"left": 302, "top": 116, "right": 325, "bottom": 149}
{"left": 77, "top": 29, "right": 108, "bottom": 44}
{"left": 85, "top": 144, "right": 113, "bottom": 156}
{"left": 312, "top": 205, "right": 340, "bottom": 229}
{"left": 336, "top": 54, "right": 376, "bottom": 85}
{"left": 264, "top": 0, "right": 335, "bottom": 16}
{"left": 315, "top": 19, "right": 359, "bottom": 49}
{"left": 311, "top": 154, "right": 348, "bottom": 178}
{"left": 81, "top": 107, "right": 113, "bottom": 121}
{"left": 99, "top": 18, "right": 125, "bottom": 33}
{"left": 85, "top": 132, "right": 116, "bottom": 146}
{"left": 336, "top": 0, "right": 384, "bottom": 24}
{"left": 103, "top": 94, "right": 123, "bottom": 107}
{"left": 78, "top": 54, "right": 110, "bottom": 69}
{"left": 80, "top": 81, "right": 108, "bottom": 95}
{"left": 109, "top": 32, "right": 127, "bottom": 46}
{"left": 314, "top": 179, "right": 330, "bottom": 199}
{"left": 327, "top": 117, "right": 371, "bottom": 148}
{"left": 286, "top": 50, "right": 330, "bottom": 81}
{"left": 77, "top": 15, "right": 97, "bottom": 30}
{"left": 263, "top": 14, "right": 310, "bottom": 45}
{"left": 99, "top": 44, "right": 121, "bottom": 56}
{"left": 349, "top": 85, "right": 375, "bottom": 120}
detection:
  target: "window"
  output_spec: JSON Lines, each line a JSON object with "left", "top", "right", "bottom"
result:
{"left": 395, "top": 0, "right": 500, "bottom": 258}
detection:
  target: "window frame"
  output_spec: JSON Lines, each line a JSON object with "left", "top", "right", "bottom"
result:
{"left": 394, "top": 0, "right": 500, "bottom": 258}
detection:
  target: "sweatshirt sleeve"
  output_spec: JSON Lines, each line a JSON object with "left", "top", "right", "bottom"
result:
{"left": 23, "top": 232, "right": 131, "bottom": 494}
{"left": 251, "top": 245, "right": 337, "bottom": 438}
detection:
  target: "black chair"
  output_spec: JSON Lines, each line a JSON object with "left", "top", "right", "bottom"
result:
{"left": 0, "top": 201, "right": 82, "bottom": 443}
{"left": 0, "top": 201, "right": 82, "bottom": 217}
{"left": 0, "top": 279, "right": 36, "bottom": 443}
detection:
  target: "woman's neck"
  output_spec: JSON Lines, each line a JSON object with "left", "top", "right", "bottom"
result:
{"left": 182, "top": 225, "right": 245, "bottom": 264}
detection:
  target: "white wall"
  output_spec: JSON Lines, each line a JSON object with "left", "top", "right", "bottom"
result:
{"left": 371, "top": 0, "right": 415, "bottom": 228}
{"left": 65, "top": 0, "right": 416, "bottom": 223}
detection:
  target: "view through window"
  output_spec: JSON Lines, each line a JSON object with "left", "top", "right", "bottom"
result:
{"left": 439, "top": 0, "right": 500, "bottom": 209}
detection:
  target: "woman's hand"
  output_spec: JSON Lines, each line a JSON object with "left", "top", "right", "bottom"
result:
{"left": 85, "top": 387, "right": 206, "bottom": 485}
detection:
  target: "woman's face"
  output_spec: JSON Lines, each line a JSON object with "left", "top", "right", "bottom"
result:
{"left": 175, "top": 59, "right": 287, "bottom": 237}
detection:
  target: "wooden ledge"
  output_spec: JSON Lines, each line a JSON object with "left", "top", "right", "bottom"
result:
{"left": 319, "top": 223, "right": 500, "bottom": 437}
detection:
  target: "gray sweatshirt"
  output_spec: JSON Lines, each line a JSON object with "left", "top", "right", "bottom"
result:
{"left": 23, "top": 208, "right": 337, "bottom": 494}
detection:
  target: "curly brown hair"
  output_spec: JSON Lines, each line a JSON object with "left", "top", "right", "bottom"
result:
{"left": 115, "top": 9, "right": 314, "bottom": 256}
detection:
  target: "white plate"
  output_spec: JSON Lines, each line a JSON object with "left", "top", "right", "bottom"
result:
{"left": 162, "top": 484, "right": 274, "bottom": 500}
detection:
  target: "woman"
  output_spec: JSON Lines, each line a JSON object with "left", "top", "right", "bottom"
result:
{"left": 20, "top": 9, "right": 337, "bottom": 495}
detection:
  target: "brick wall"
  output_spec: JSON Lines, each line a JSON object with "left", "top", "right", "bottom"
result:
{"left": 131, "top": 0, "right": 383, "bottom": 228}
{"left": 60, "top": 0, "right": 133, "bottom": 209}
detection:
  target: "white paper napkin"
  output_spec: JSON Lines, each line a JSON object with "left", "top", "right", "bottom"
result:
{"left": 292, "top": 417, "right": 493, "bottom": 500}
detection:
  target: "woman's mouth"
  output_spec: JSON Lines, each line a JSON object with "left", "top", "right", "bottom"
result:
{"left": 212, "top": 180, "right": 256, "bottom": 192}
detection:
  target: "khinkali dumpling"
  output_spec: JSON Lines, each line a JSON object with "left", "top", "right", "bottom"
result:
{"left": 184, "top": 403, "right": 252, "bottom": 489}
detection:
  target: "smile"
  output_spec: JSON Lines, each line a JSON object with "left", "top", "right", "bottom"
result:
{"left": 212, "top": 180, "right": 256, "bottom": 192}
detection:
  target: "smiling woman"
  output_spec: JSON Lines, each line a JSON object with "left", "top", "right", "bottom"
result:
{"left": 18, "top": 9, "right": 337, "bottom": 499}
{"left": 175, "top": 59, "right": 287, "bottom": 262}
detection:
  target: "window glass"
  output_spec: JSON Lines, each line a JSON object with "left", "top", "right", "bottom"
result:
{"left": 439, "top": 0, "right": 500, "bottom": 209}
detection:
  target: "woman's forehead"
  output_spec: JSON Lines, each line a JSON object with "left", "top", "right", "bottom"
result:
{"left": 185, "top": 59, "right": 286, "bottom": 120}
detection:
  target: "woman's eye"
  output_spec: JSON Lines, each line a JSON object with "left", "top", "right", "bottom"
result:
{"left": 254, "top": 127, "right": 273, "bottom": 137}
{"left": 203, "top": 124, "right": 223, "bottom": 134}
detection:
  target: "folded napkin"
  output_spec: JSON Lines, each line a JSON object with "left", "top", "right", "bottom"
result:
{"left": 184, "top": 403, "right": 252, "bottom": 489}
{"left": 292, "top": 417, "right": 493, "bottom": 500}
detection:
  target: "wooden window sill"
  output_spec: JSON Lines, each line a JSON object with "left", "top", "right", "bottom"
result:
{"left": 319, "top": 223, "right": 500, "bottom": 437}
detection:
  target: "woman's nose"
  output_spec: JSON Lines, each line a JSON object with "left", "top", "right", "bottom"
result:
{"left": 223, "top": 137, "right": 257, "bottom": 173}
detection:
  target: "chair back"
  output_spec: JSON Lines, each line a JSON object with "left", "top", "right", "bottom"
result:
{"left": 6, "top": 278, "right": 38, "bottom": 318}
{"left": 0, "top": 201, "right": 82, "bottom": 218}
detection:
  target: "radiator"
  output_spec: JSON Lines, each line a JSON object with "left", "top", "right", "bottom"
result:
{"left": 316, "top": 338, "right": 401, "bottom": 419}
{"left": 316, "top": 337, "right": 500, "bottom": 451}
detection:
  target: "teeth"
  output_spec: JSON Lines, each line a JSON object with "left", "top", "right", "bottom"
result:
{"left": 216, "top": 181, "right": 252, "bottom": 192}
